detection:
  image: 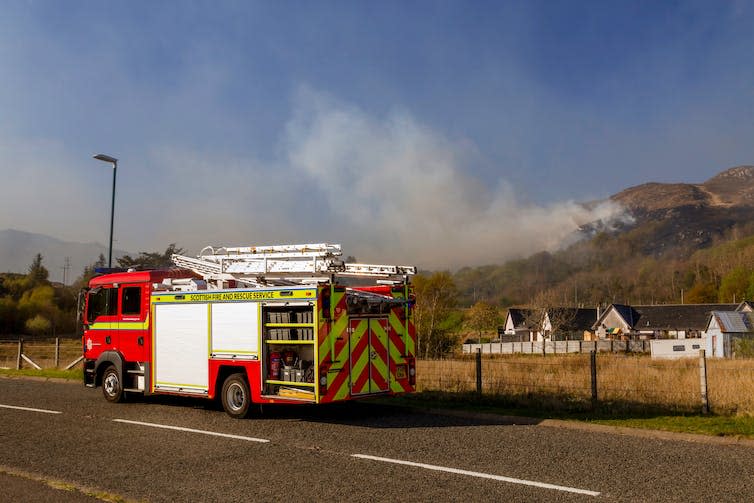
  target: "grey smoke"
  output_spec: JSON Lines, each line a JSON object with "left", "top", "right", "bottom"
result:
{"left": 283, "top": 89, "right": 626, "bottom": 268}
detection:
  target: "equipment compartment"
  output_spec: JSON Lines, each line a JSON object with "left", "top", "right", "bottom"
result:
{"left": 262, "top": 303, "right": 316, "bottom": 399}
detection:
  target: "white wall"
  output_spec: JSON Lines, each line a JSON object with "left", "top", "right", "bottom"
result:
{"left": 650, "top": 339, "right": 704, "bottom": 359}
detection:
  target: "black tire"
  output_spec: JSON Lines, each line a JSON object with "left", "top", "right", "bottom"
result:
{"left": 102, "top": 364, "right": 124, "bottom": 403}
{"left": 221, "top": 373, "right": 251, "bottom": 419}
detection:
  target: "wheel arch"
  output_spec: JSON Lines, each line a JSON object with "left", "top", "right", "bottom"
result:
{"left": 213, "top": 365, "right": 250, "bottom": 400}
{"left": 94, "top": 351, "right": 125, "bottom": 387}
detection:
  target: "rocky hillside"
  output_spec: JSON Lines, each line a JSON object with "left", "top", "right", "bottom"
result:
{"left": 453, "top": 165, "right": 754, "bottom": 307}
{"left": 596, "top": 166, "right": 754, "bottom": 256}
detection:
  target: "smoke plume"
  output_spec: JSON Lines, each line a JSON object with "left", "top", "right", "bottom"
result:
{"left": 283, "top": 89, "right": 625, "bottom": 269}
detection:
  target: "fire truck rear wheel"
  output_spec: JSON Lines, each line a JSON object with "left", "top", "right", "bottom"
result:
{"left": 221, "top": 373, "right": 251, "bottom": 419}
{"left": 102, "top": 365, "right": 124, "bottom": 403}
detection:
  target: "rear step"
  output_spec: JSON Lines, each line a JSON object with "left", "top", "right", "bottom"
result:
{"left": 84, "top": 365, "right": 95, "bottom": 387}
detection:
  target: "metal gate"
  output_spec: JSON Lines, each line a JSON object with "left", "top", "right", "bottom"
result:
{"left": 349, "top": 318, "right": 389, "bottom": 395}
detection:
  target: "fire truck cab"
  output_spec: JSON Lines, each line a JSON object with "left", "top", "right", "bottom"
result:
{"left": 82, "top": 243, "right": 416, "bottom": 418}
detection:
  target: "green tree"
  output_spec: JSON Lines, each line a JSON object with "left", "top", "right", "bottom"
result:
{"left": 25, "top": 314, "right": 51, "bottom": 336}
{"left": 117, "top": 244, "right": 185, "bottom": 270}
{"left": 72, "top": 254, "right": 107, "bottom": 290}
{"left": 745, "top": 271, "right": 754, "bottom": 301}
{"left": 466, "top": 301, "right": 499, "bottom": 343}
{"left": 685, "top": 282, "right": 718, "bottom": 304}
{"left": 413, "top": 271, "right": 458, "bottom": 358}
{"left": 0, "top": 296, "right": 17, "bottom": 334}
{"left": 17, "top": 285, "right": 59, "bottom": 333}
{"left": 718, "top": 266, "right": 750, "bottom": 303}
{"left": 1, "top": 274, "right": 29, "bottom": 298}
{"left": 27, "top": 253, "right": 49, "bottom": 287}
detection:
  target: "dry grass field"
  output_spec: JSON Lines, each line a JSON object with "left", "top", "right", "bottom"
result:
{"left": 418, "top": 354, "right": 754, "bottom": 415}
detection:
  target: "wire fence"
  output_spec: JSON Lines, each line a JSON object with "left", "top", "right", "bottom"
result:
{"left": 418, "top": 351, "right": 754, "bottom": 415}
{"left": 5, "top": 339, "right": 754, "bottom": 415}
{"left": 0, "top": 337, "right": 82, "bottom": 370}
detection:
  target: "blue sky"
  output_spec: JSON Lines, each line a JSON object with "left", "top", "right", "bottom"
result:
{"left": 1, "top": 1, "right": 752, "bottom": 268}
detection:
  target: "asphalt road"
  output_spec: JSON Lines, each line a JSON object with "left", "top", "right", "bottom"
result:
{"left": 1, "top": 377, "right": 753, "bottom": 502}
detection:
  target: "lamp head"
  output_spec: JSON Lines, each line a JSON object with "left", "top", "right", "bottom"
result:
{"left": 93, "top": 154, "right": 118, "bottom": 164}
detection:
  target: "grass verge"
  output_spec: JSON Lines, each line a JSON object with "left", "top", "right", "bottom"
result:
{"left": 0, "top": 367, "right": 83, "bottom": 380}
{"left": 385, "top": 391, "right": 754, "bottom": 440}
{"left": 590, "top": 415, "right": 754, "bottom": 438}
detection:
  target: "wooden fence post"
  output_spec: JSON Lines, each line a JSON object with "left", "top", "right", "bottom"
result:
{"left": 699, "top": 349, "right": 710, "bottom": 414}
{"left": 55, "top": 337, "right": 60, "bottom": 368}
{"left": 590, "top": 350, "right": 598, "bottom": 410}
{"left": 476, "top": 348, "right": 482, "bottom": 394}
{"left": 16, "top": 338, "right": 23, "bottom": 370}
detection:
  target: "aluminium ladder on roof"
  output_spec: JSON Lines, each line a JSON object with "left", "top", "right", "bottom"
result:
{"left": 203, "top": 243, "right": 342, "bottom": 258}
{"left": 171, "top": 242, "right": 415, "bottom": 284}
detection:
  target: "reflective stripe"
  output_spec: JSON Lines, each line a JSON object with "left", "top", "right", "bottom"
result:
{"left": 89, "top": 319, "right": 149, "bottom": 330}
{"left": 350, "top": 320, "right": 371, "bottom": 394}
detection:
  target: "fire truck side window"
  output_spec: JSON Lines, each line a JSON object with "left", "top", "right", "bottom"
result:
{"left": 121, "top": 287, "right": 141, "bottom": 315}
{"left": 87, "top": 288, "right": 118, "bottom": 321}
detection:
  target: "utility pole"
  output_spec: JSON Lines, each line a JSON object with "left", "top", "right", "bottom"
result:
{"left": 61, "top": 256, "right": 71, "bottom": 285}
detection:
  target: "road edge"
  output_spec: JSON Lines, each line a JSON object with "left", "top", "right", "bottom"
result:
{"left": 394, "top": 404, "right": 754, "bottom": 448}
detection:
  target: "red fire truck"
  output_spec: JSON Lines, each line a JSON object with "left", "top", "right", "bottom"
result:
{"left": 82, "top": 243, "right": 416, "bottom": 418}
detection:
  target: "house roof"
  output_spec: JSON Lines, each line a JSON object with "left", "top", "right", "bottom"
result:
{"left": 506, "top": 308, "right": 540, "bottom": 329}
{"left": 592, "top": 304, "right": 637, "bottom": 330}
{"left": 604, "top": 303, "right": 738, "bottom": 331}
{"left": 547, "top": 308, "right": 598, "bottom": 331}
{"left": 736, "top": 301, "right": 754, "bottom": 312}
{"left": 708, "top": 311, "right": 754, "bottom": 333}
{"left": 613, "top": 304, "right": 639, "bottom": 327}
{"left": 635, "top": 304, "right": 737, "bottom": 330}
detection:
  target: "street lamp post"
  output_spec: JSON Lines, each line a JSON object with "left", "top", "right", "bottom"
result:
{"left": 93, "top": 154, "right": 118, "bottom": 268}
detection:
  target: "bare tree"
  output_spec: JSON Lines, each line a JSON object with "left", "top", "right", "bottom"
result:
{"left": 413, "top": 272, "right": 458, "bottom": 358}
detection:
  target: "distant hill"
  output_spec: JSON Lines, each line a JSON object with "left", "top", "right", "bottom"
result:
{"left": 582, "top": 165, "right": 754, "bottom": 257}
{"left": 454, "top": 165, "right": 754, "bottom": 306}
{"left": 0, "top": 229, "right": 130, "bottom": 283}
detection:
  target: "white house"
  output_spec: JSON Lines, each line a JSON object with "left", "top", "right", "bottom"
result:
{"left": 705, "top": 311, "right": 754, "bottom": 358}
{"left": 502, "top": 308, "right": 540, "bottom": 342}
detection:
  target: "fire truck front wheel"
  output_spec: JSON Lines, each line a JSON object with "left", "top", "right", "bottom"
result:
{"left": 221, "top": 373, "right": 251, "bottom": 419}
{"left": 102, "top": 365, "right": 125, "bottom": 403}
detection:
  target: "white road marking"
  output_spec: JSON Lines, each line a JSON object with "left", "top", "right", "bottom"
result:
{"left": 0, "top": 403, "right": 62, "bottom": 415}
{"left": 351, "top": 454, "right": 601, "bottom": 497}
{"left": 112, "top": 418, "right": 270, "bottom": 443}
